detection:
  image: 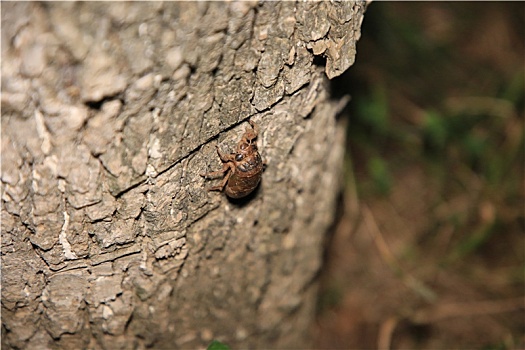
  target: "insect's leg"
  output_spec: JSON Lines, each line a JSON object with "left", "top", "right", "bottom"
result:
{"left": 216, "top": 145, "right": 235, "bottom": 162}
{"left": 208, "top": 162, "right": 235, "bottom": 192}
{"left": 248, "top": 120, "right": 259, "bottom": 137}
{"left": 243, "top": 120, "right": 258, "bottom": 142}
{"left": 200, "top": 162, "right": 229, "bottom": 178}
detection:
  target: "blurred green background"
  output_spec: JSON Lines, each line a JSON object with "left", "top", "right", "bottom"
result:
{"left": 314, "top": 3, "right": 524, "bottom": 349}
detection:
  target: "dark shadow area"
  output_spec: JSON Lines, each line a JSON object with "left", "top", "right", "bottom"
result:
{"left": 315, "top": 2, "right": 524, "bottom": 349}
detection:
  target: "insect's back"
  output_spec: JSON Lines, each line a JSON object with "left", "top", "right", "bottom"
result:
{"left": 225, "top": 152, "right": 263, "bottom": 198}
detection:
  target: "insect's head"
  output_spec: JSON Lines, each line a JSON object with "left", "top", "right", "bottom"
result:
{"left": 237, "top": 129, "right": 257, "bottom": 151}
{"left": 237, "top": 139, "right": 257, "bottom": 153}
{"left": 235, "top": 120, "right": 259, "bottom": 156}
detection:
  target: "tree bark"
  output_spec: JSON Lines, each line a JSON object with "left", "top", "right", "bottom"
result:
{"left": 1, "top": 1, "right": 365, "bottom": 349}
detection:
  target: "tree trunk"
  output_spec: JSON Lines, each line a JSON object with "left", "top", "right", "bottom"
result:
{"left": 1, "top": 2, "right": 365, "bottom": 349}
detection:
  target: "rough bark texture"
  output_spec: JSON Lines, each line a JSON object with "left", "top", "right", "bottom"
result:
{"left": 1, "top": 2, "right": 365, "bottom": 349}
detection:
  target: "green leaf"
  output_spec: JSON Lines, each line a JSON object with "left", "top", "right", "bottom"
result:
{"left": 368, "top": 156, "right": 392, "bottom": 196}
{"left": 207, "top": 340, "right": 231, "bottom": 350}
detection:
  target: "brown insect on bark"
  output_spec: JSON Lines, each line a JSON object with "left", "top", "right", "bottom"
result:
{"left": 201, "top": 120, "right": 263, "bottom": 199}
